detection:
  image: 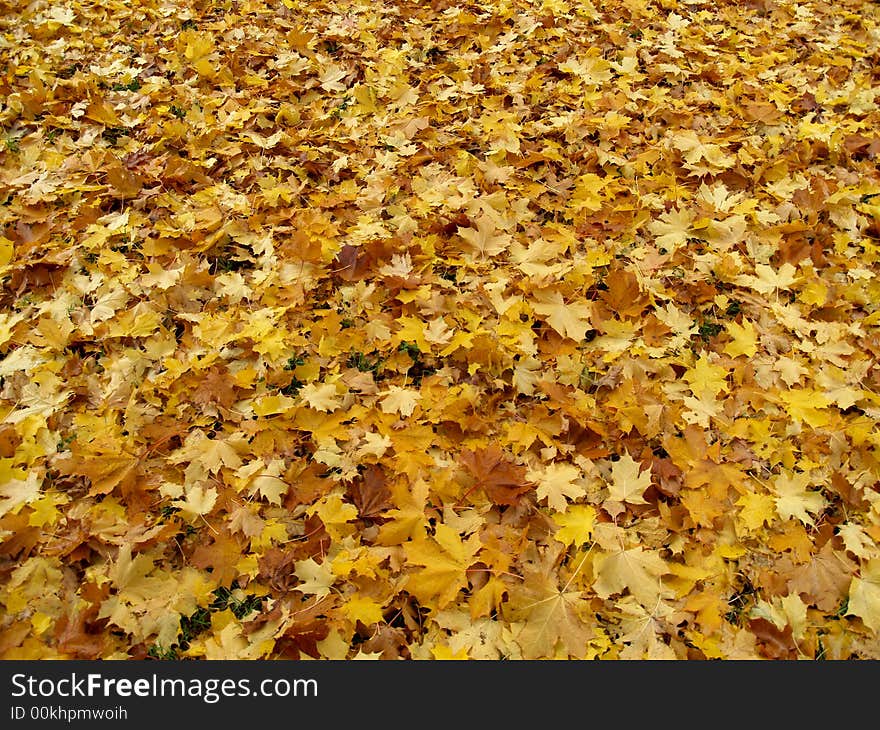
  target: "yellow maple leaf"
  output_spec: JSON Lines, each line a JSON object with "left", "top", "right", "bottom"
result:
{"left": 848, "top": 560, "right": 880, "bottom": 633}
{"left": 0, "top": 311, "right": 25, "bottom": 348}
{"left": 773, "top": 355, "right": 808, "bottom": 387}
{"left": 247, "top": 459, "right": 288, "bottom": 505}
{"left": 616, "top": 596, "right": 678, "bottom": 659}
{"left": 531, "top": 290, "right": 592, "bottom": 341}
{"left": 735, "top": 491, "right": 776, "bottom": 534}
{"left": 379, "top": 386, "right": 421, "bottom": 418}
{"left": 779, "top": 388, "right": 831, "bottom": 428}
{"left": 723, "top": 318, "right": 758, "bottom": 358}
{"left": 26, "top": 492, "right": 66, "bottom": 528}
{"left": 606, "top": 452, "right": 652, "bottom": 505}
{"left": 250, "top": 520, "right": 287, "bottom": 552}
{"left": 771, "top": 471, "right": 827, "bottom": 527}
{"left": 736, "top": 262, "right": 799, "bottom": 295}
{"left": 512, "top": 356, "right": 541, "bottom": 396}
{"left": 173, "top": 484, "right": 218, "bottom": 521}
{"left": 169, "top": 431, "right": 243, "bottom": 474}
{"left": 431, "top": 644, "right": 469, "bottom": 660}
{"left": 593, "top": 546, "right": 671, "bottom": 607}
{"left": 559, "top": 52, "right": 612, "bottom": 86}
{"left": 423, "top": 317, "right": 455, "bottom": 347}
{"left": 294, "top": 558, "right": 336, "bottom": 598}
{"left": 343, "top": 596, "right": 385, "bottom": 626}
{"left": 469, "top": 575, "right": 508, "bottom": 620}
{"left": 252, "top": 394, "right": 298, "bottom": 417}
{"left": 403, "top": 524, "right": 481, "bottom": 609}
{"left": 0, "top": 464, "right": 40, "bottom": 518}
{"left": 684, "top": 353, "right": 729, "bottom": 399}
{"left": 506, "top": 553, "right": 595, "bottom": 659}
{"left": 307, "top": 492, "right": 358, "bottom": 541}
{"left": 528, "top": 462, "right": 586, "bottom": 512}
{"left": 182, "top": 31, "right": 216, "bottom": 77}
{"left": 457, "top": 213, "right": 512, "bottom": 260}
{"left": 838, "top": 523, "right": 879, "bottom": 560}
{"left": 569, "top": 173, "right": 606, "bottom": 213}
{"left": 1, "top": 557, "right": 63, "bottom": 616}
{"left": 670, "top": 130, "right": 735, "bottom": 173}
{"left": 552, "top": 505, "right": 597, "bottom": 547}
{"left": 592, "top": 318, "right": 638, "bottom": 361}
{"left": 299, "top": 382, "right": 343, "bottom": 412}
{"left": 375, "top": 479, "right": 429, "bottom": 546}
{"left": 648, "top": 207, "right": 694, "bottom": 252}
{"left": 681, "top": 393, "right": 727, "bottom": 429}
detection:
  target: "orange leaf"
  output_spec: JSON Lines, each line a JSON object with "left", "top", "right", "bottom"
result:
{"left": 459, "top": 445, "right": 534, "bottom": 506}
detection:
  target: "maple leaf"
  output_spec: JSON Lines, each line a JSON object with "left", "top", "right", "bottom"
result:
{"left": 191, "top": 365, "right": 240, "bottom": 412}
{"left": 697, "top": 181, "right": 745, "bottom": 213}
{"left": 55, "top": 441, "right": 141, "bottom": 498}
{"left": 403, "top": 524, "right": 481, "bottom": 609}
{"left": 528, "top": 462, "right": 586, "bottom": 513}
{"left": 772, "top": 355, "right": 808, "bottom": 387}
{"left": 343, "top": 595, "right": 385, "bottom": 626}
{"left": 748, "top": 617, "right": 798, "bottom": 660}
{"left": 735, "top": 491, "right": 776, "bottom": 534}
{"left": 457, "top": 214, "right": 512, "bottom": 260}
{"left": 172, "top": 484, "right": 218, "bottom": 521}
{"left": 770, "top": 471, "right": 827, "bottom": 527}
{"left": 512, "top": 356, "right": 541, "bottom": 396}
{"left": 778, "top": 388, "right": 832, "bottom": 428}
{"left": 722, "top": 318, "right": 758, "bottom": 359}
{"left": 55, "top": 607, "right": 106, "bottom": 660}
{"left": 788, "top": 543, "right": 855, "bottom": 612}
{"left": 273, "top": 594, "right": 332, "bottom": 660}
{"left": 199, "top": 622, "right": 255, "bottom": 660}
{"left": 228, "top": 504, "right": 265, "bottom": 539}
{"left": 599, "top": 269, "right": 649, "bottom": 318}
{"left": 468, "top": 575, "right": 509, "bottom": 621}
{"left": 669, "top": 130, "right": 735, "bottom": 174}
{"left": 559, "top": 52, "right": 612, "bottom": 86}
{"left": 460, "top": 445, "right": 533, "bottom": 506}
{"left": 379, "top": 386, "right": 421, "bottom": 417}
{"left": 1, "top": 556, "right": 63, "bottom": 623}
{"left": 552, "top": 505, "right": 597, "bottom": 548}
{"left": 684, "top": 353, "right": 729, "bottom": 399}
{"left": 762, "top": 595, "right": 809, "bottom": 643}
{"left": 375, "top": 479, "right": 429, "bottom": 546}
{"left": 510, "top": 582, "right": 593, "bottom": 660}
{"left": 423, "top": 317, "right": 455, "bottom": 347}
{"left": 506, "top": 547, "right": 594, "bottom": 659}
{"left": 616, "top": 596, "right": 678, "bottom": 660}
{"left": 569, "top": 173, "right": 606, "bottom": 213}
{"left": 190, "top": 531, "right": 244, "bottom": 587}
{"left": 735, "top": 263, "right": 800, "bottom": 295}
{"left": 606, "top": 453, "right": 652, "bottom": 505}
{"left": 0, "top": 468, "right": 41, "bottom": 519}
{"left": 169, "top": 431, "right": 243, "bottom": 474}
{"left": 593, "top": 546, "right": 671, "bottom": 607}
{"left": 654, "top": 302, "right": 698, "bottom": 345}
{"left": 307, "top": 492, "right": 358, "bottom": 541}
{"left": 848, "top": 560, "right": 880, "bottom": 634}
{"left": 246, "top": 460, "right": 289, "bottom": 505}
{"left": 531, "top": 289, "right": 592, "bottom": 342}
{"left": 348, "top": 465, "right": 392, "bottom": 521}
{"left": 299, "top": 382, "right": 343, "bottom": 412}
{"left": 838, "top": 523, "right": 879, "bottom": 560}
{"left": 294, "top": 558, "right": 336, "bottom": 599}
{"left": 648, "top": 207, "right": 694, "bottom": 252}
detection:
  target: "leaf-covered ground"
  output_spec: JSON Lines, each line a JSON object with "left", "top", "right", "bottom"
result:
{"left": 1, "top": 0, "right": 880, "bottom": 660}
